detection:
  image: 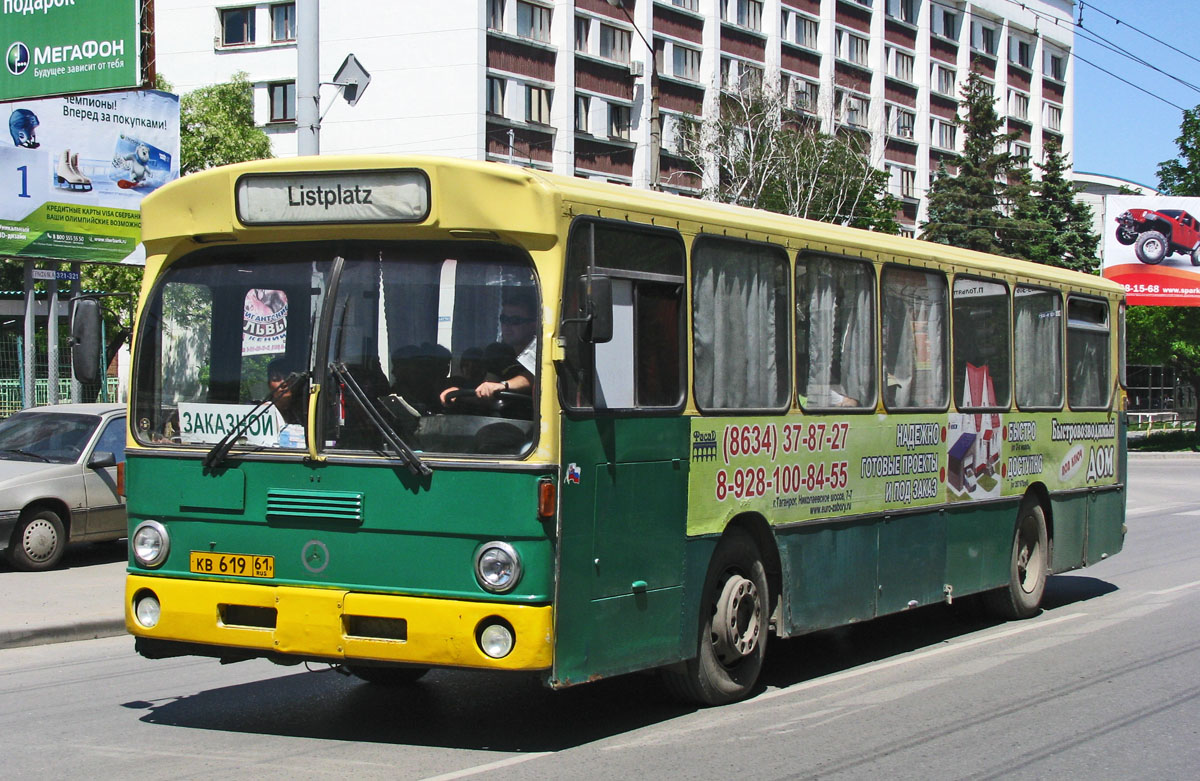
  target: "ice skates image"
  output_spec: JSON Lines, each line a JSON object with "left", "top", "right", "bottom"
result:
{"left": 55, "top": 149, "right": 93, "bottom": 192}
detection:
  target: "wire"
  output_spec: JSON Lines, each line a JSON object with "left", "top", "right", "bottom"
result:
{"left": 1072, "top": 51, "right": 1189, "bottom": 112}
{"left": 1079, "top": 1, "right": 1200, "bottom": 69}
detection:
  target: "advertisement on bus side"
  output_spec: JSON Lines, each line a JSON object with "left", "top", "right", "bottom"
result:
{"left": 686, "top": 412, "right": 1119, "bottom": 536}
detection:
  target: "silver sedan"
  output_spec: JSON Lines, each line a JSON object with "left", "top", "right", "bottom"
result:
{"left": 0, "top": 403, "right": 126, "bottom": 571}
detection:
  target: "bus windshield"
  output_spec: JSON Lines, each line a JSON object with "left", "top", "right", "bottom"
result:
{"left": 133, "top": 241, "right": 539, "bottom": 457}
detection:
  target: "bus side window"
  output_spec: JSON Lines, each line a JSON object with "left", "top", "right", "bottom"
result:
{"left": 796, "top": 254, "right": 876, "bottom": 411}
{"left": 692, "top": 237, "right": 790, "bottom": 413}
{"left": 560, "top": 219, "right": 686, "bottom": 412}
{"left": 952, "top": 277, "right": 1010, "bottom": 411}
{"left": 1014, "top": 286, "right": 1063, "bottom": 409}
{"left": 1067, "top": 297, "right": 1111, "bottom": 409}
{"left": 881, "top": 266, "right": 949, "bottom": 410}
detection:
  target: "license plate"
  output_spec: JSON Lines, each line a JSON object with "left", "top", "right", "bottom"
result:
{"left": 190, "top": 551, "right": 275, "bottom": 579}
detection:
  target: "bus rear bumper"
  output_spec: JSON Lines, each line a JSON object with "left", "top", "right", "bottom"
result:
{"left": 125, "top": 575, "right": 554, "bottom": 671}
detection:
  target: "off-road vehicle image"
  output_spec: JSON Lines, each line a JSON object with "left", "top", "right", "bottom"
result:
{"left": 1115, "top": 207, "right": 1200, "bottom": 265}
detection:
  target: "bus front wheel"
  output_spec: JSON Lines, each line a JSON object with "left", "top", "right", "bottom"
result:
{"left": 663, "top": 528, "right": 768, "bottom": 706}
{"left": 985, "top": 500, "right": 1049, "bottom": 619}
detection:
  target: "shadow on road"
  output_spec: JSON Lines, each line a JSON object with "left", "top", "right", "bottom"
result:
{"left": 0, "top": 539, "right": 126, "bottom": 573}
{"left": 121, "top": 572, "right": 1117, "bottom": 752}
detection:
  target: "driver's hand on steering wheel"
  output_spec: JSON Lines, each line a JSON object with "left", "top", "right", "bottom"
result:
{"left": 474, "top": 380, "right": 507, "bottom": 399}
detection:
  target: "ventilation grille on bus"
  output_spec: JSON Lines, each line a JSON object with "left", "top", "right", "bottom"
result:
{"left": 266, "top": 489, "right": 364, "bottom": 524}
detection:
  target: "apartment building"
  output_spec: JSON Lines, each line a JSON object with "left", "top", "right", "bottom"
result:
{"left": 155, "top": 0, "right": 1075, "bottom": 234}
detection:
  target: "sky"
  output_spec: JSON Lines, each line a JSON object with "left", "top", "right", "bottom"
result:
{"left": 1071, "top": 0, "right": 1200, "bottom": 189}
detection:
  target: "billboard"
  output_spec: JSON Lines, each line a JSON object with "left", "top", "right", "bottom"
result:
{"left": 1, "top": 0, "right": 141, "bottom": 102}
{"left": 1101, "top": 194, "right": 1200, "bottom": 307}
{"left": 1, "top": 88, "right": 179, "bottom": 263}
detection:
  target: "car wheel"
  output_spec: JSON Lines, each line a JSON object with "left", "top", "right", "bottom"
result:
{"left": 7, "top": 508, "right": 67, "bottom": 571}
{"left": 1191, "top": 247, "right": 1200, "bottom": 266}
{"left": 1134, "top": 231, "right": 1168, "bottom": 264}
{"left": 1115, "top": 227, "right": 1136, "bottom": 245}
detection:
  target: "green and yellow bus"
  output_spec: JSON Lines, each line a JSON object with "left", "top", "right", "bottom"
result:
{"left": 124, "top": 156, "right": 1125, "bottom": 705}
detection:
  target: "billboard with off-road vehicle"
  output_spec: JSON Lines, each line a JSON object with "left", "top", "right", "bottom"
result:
{"left": 1102, "top": 194, "right": 1200, "bottom": 306}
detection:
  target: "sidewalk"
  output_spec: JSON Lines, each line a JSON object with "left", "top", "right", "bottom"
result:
{"left": 0, "top": 545, "right": 127, "bottom": 650}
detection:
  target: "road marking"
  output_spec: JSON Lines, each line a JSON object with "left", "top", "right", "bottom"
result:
{"left": 1149, "top": 579, "right": 1200, "bottom": 595}
{"left": 748, "top": 612, "right": 1087, "bottom": 705}
{"left": 418, "top": 752, "right": 554, "bottom": 781}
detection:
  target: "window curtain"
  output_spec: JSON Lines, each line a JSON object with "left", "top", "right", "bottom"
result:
{"left": 884, "top": 270, "right": 946, "bottom": 409}
{"left": 1015, "top": 290, "right": 1062, "bottom": 407}
{"left": 799, "top": 257, "right": 874, "bottom": 408}
{"left": 693, "top": 241, "right": 788, "bottom": 410}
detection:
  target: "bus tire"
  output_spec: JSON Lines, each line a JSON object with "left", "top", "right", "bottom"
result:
{"left": 346, "top": 665, "right": 429, "bottom": 685}
{"left": 662, "top": 528, "right": 768, "bottom": 706}
{"left": 7, "top": 508, "right": 66, "bottom": 572}
{"left": 985, "top": 500, "right": 1048, "bottom": 619}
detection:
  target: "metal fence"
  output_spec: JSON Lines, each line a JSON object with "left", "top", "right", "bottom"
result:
{"left": 0, "top": 327, "right": 118, "bottom": 417}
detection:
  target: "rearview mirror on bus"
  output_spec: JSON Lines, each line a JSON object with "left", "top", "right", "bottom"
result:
{"left": 71, "top": 297, "right": 102, "bottom": 384}
{"left": 584, "top": 275, "right": 613, "bottom": 344}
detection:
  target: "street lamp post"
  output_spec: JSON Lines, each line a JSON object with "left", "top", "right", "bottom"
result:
{"left": 607, "top": 0, "right": 661, "bottom": 190}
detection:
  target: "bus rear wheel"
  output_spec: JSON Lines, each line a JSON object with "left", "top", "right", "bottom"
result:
{"left": 662, "top": 528, "right": 768, "bottom": 706}
{"left": 346, "top": 665, "right": 429, "bottom": 685}
{"left": 985, "top": 500, "right": 1048, "bottom": 619}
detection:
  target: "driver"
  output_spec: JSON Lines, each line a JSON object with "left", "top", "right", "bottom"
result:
{"left": 439, "top": 290, "right": 537, "bottom": 404}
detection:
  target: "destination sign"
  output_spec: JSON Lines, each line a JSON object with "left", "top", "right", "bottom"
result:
{"left": 235, "top": 170, "right": 429, "bottom": 225}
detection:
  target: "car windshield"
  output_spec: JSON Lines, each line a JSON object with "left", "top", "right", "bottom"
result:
{"left": 0, "top": 412, "right": 100, "bottom": 464}
{"left": 133, "top": 241, "right": 539, "bottom": 457}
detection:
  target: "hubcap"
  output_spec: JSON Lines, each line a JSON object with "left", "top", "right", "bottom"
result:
{"left": 22, "top": 518, "right": 58, "bottom": 563}
{"left": 1016, "top": 521, "right": 1043, "bottom": 594}
{"left": 712, "top": 573, "right": 761, "bottom": 665}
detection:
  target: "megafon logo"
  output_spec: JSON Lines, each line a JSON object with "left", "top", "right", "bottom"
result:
{"left": 6, "top": 41, "right": 30, "bottom": 75}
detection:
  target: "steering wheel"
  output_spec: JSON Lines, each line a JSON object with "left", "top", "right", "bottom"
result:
{"left": 443, "top": 388, "right": 532, "bottom": 416}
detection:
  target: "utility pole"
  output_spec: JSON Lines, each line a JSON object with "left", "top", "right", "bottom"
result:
{"left": 607, "top": 0, "right": 661, "bottom": 190}
{"left": 296, "top": 0, "right": 320, "bottom": 155}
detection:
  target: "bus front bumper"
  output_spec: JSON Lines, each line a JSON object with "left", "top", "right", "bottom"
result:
{"left": 125, "top": 574, "right": 554, "bottom": 671}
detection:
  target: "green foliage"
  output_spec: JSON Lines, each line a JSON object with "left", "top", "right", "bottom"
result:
{"left": 1010, "top": 140, "right": 1100, "bottom": 273}
{"left": 675, "top": 85, "right": 899, "bottom": 232}
{"left": 179, "top": 71, "right": 274, "bottom": 175}
{"left": 921, "top": 72, "right": 1020, "bottom": 255}
{"left": 1127, "top": 305, "right": 1200, "bottom": 440}
{"left": 1157, "top": 106, "right": 1200, "bottom": 196}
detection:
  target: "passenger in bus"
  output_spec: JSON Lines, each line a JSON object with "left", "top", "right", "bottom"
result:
{"left": 390, "top": 342, "right": 453, "bottom": 412}
{"left": 267, "top": 358, "right": 307, "bottom": 425}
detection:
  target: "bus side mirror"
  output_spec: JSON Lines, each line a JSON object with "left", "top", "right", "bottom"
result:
{"left": 71, "top": 298, "right": 102, "bottom": 384}
{"left": 584, "top": 275, "right": 613, "bottom": 344}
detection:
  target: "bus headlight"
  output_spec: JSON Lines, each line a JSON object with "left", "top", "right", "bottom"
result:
{"left": 133, "top": 590, "right": 161, "bottom": 628}
{"left": 474, "top": 541, "right": 521, "bottom": 593}
{"left": 132, "top": 520, "right": 170, "bottom": 568}
{"left": 477, "top": 618, "right": 515, "bottom": 659}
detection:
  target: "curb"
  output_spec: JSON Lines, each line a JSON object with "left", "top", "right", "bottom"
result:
{"left": 0, "top": 619, "right": 126, "bottom": 651}
{"left": 1128, "top": 450, "right": 1200, "bottom": 459}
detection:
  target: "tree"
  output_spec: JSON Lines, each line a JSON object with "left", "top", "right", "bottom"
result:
{"left": 921, "top": 72, "right": 1021, "bottom": 254}
{"left": 1126, "top": 306, "right": 1200, "bottom": 443}
{"left": 674, "top": 84, "right": 899, "bottom": 232}
{"left": 179, "top": 71, "right": 274, "bottom": 175}
{"left": 1009, "top": 139, "right": 1100, "bottom": 273}
{"left": 1157, "top": 106, "right": 1200, "bottom": 196}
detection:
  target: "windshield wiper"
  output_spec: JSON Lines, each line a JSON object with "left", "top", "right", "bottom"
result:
{"left": 1, "top": 448, "right": 49, "bottom": 462}
{"left": 329, "top": 361, "right": 431, "bottom": 478}
{"left": 203, "top": 371, "right": 309, "bottom": 470}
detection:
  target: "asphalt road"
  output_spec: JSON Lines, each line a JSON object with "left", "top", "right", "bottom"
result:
{"left": 1, "top": 455, "right": 1197, "bottom": 780}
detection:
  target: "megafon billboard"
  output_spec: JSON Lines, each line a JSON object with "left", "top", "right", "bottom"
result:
{"left": 1102, "top": 195, "right": 1200, "bottom": 306}
{"left": 1, "top": 0, "right": 141, "bottom": 102}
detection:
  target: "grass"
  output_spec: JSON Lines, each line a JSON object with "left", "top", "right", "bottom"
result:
{"left": 1128, "top": 428, "right": 1200, "bottom": 452}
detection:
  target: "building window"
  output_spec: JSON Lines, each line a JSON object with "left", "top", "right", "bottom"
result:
{"left": 517, "top": 1, "right": 551, "bottom": 43}
{"left": 792, "top": 79, "right": 819, "bottom": 113}
{"left": 673, "top": 45, "right": 701, "bottom": 81}
{"left": 487, "top": 77, "right": 506, "bottom": 116}
{"left": 886, "top": 0, "right": 916, "bottom": 24}
{"left": 220, "top": 6, "right": 256, "bottom": 46}
{"left": 575, "top": 95, "right": 590, "bottom": 132}
{"left": 1045, "top": 51, "right": 1066, "bottom": 81}
{"left": 724, "top": 0, "right": 762, "bottom": 32}
{"left": 600, "top": 24, "right": 631, "bottom": 63}
{"left": 673, "top": 0, "right": 698, "bottom": 10}
{"left": 1010, "top": 141, "right": 1031, "bottom": 162}
{"left": 930, "top": 3, "right": 960, "bottom": 39}
{"left": 900, "top": 167, "right": 915, "bottom": 198}
{"left": 888, "top": 105, "right": 915, "bottom": 139}
{"left": 526, "top": 85, "right": 552, "bottom": 124}
{"left": 798, "top": 15, "right": 819, "bottom": 48}
{"left": 932, "top": 64, "right": 956, "bottom": 97}
{"left": 1045, "top": 103, "right": 1063, "bottom": 131}
{"left": 488, "top": 0, "right": 505, "bottom": 31}
{"left": 1009, "top": 90, "right": 1029, "bottom": 120}
{"left": 933, "top": 118, "right": 957, "bottom": 150}
{"left": 270, "top": 3, "right": 295, "bottom": 42}
{"left": 575, "top": 17, "right": 590, "bottom": 52}
{"left": 972, "top": 21, "right": 998, "bottom": 55}
{"left": 837, "top": 30, "right": 869, "bottom": 67}
{"left": 888, "top": 47, "right": 914, "bottom": 82}
{"left": 838, "top": 91, "right": 868, "bottom": 128}
{"left": 268, "top": 81, "right": 295, "bottom": 122}
{"left": 609, "top": 103, "right": 630, "bottom": 140}
{"left": 1010, "top": 37, "right": 1033, "bottom": 69}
